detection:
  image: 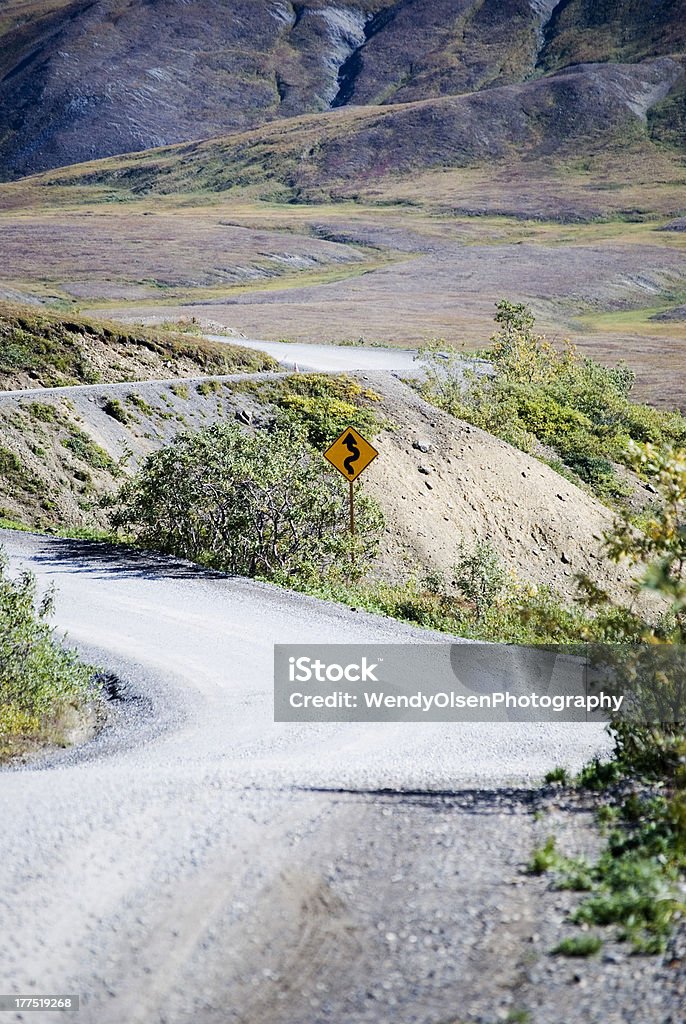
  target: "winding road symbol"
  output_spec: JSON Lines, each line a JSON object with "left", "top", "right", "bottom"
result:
{"left": 343, "top": 432, "right": 361, "bottom": 476}
{"left": 323, "top": 426, "right": 379, "bottom": 482}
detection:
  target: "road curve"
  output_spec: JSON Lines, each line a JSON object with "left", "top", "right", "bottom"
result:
{"left": 0, "top": 530, "right": 610, "bottom": 1023}
{"left": 205, "top": 337, "right": 424, "bottom": 375}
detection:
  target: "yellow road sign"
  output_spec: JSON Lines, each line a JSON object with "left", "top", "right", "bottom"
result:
{"left": 324, "top": 427, "right": 378, "bottom": 482}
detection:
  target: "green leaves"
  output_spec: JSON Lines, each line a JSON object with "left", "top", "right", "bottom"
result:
{"left": 418, "top": 301, "right": 686, "bottom": 508}
{"left": 112, "top": 422, "right": 384, "bottom": 583}
{"left": 0, "top": 553, "right": 91, "bottom": 757}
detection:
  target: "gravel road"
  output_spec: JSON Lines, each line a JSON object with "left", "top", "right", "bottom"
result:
{"left": 205, "top": 337, "right": 424, "bottom": 375}
{"left": 0, "top": 529, "right": 630, "bottom": 1024}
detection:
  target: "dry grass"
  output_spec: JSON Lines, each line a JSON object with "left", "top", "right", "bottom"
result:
{"left": 0, "top": 302, "right": 278, "bottom": 389}
{"left": 1, "top": 142, "right": 685, "bottom": 407}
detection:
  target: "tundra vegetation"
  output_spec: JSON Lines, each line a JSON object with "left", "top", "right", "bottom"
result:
{"left": 0, "top": 302, "right": 277, "bottom": 390}
{"left": 112, "top": 421, "right": 384, "bottom": 584}
{"left": 236, "top": 372, "right": 386, "bottom": 446}
{"left": 530, "top": 441, "right": 686, "bottom": 956}
{"left": 419, "top": 302, "right": 686, "bottom": 509}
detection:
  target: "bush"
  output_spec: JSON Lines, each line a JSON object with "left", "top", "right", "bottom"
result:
{"left": 28, "top": 402, "right": 57, "bottom": 423}
{"left": 61, "top": 428, "right": 114, "bottom": 471}
{"left": 112, "top": 421, "right": 384, "bottom": 582}
{"left": 452, "top": 540, "right": 506, "bottom": 621}
{"left": 103, "top": 397, "right": 129, "bottom": 423}
{"left": 418, "top": 302, "right": 686, "bottom": 507}
{"left": 533, "top": 443, "right": 686, "bottom": 955}
{"left": 0, "top": 553, "right": 92, "bottom": 757}
{"left": 254, "top": 374, "right": 384, "bottom": 447}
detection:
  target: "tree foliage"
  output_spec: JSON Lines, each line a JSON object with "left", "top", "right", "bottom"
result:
{"left": 0, "top": 554, "right": 91, "bottom": 754}
{"left": 112, "top": 422, "right": 384, "bottom": 583}
{"left": 419, "top": 301, "right": 686, "bottom": 504}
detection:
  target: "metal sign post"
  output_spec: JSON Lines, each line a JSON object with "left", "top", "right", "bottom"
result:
{"left": 323, "top": 426, "right": 378, "bottom": 545}
{"left": 349, "top": 478, "right": 355, "bottom": 537}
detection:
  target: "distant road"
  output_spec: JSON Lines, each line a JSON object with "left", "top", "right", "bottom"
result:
{"left": 0, "top": 530, "right": 609, "bottom": 1023}
{"left": 206, "top": 335, "right": 424, "bottom": 374}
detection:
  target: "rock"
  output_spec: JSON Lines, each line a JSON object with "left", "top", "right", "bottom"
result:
{"left": 561, "top": 551, "right": 572, "bottom": 564}
{"left": 413, "top": 440, "right": 431, "bottom": 453}
{"left": 418, "top": 465, "right": 431, "bottom": 475}
{"left": 659, "top": 218, "right": 686, "bottom": 232}
{"left": 235, "top": 408, "right": 253, "bottom": 425}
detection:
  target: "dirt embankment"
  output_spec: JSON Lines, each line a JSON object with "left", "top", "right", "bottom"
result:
{"left": 0, "top": 303, "right": 276, "bottom": 391}
{"left": 362, "top": 375, "right": 647, "bottom": 609}
{"left": 0, "top": 368, "right": 650, "bottom": 612}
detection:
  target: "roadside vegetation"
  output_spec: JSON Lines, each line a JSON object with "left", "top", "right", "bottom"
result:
{"left": 0, "top": 302, "right": 277, "bottom": 390}
{"left": 530, "top": 441, "right": 686, "bottom": 956}
{"left": 419, "top": 302, "right": 686, "bottom": 509}
{"left": 107, "top": 390, "right": 686, "bottom": 954}
{"left": 0, "top": 552, "right": 93, "bottom": 760}
{"left": 112, "top": 421, "right": 383, "bottom": 583}
{"left": 235, "top": 372, "right": 387, "bottom": 446}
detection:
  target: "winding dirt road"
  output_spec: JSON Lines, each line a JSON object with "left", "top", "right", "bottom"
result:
{"left": 0, "top": 529, "right": 613, "bottom": 1024}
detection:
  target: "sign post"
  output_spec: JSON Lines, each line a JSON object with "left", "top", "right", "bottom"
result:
{"left": 323, "top": 426, "right": 379, "bottom": 545}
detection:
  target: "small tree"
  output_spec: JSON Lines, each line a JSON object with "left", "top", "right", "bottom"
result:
{"left": 453, "top": 540, "right": 506, "bottom": 621}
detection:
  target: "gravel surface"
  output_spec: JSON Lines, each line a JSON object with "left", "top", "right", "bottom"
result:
{"left": 0, "top": 531, "right": 681, "bottom": 1024}
{"left": 205, "top": 336, "right": 425, "bottom": 375}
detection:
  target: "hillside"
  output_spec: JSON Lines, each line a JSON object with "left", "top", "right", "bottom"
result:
{"left": 42, "top": 58, "right": 682, "bottom": 200}
{"left": 0, "top": 0, "right": 684, "bottom": 180}
{"left": 0, "top": 364, "right": 653, "bottom": 613}
{"left": 0, "top": 304, "right": 277, "bottom": 389}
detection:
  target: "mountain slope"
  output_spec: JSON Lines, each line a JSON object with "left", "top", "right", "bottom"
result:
{"left": 42, "top": 58, "right": 683, "bottom": 198}
{"left": 1, "top": 0, "right": 684, "bottom": 181}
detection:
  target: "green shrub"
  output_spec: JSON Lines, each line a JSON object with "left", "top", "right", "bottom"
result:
{"left": 545, "top": 766, "right": 570, "bottom": 785}
{"left": 112, "top": 422, "right": 384, "bottom": 583}
{"left": 0, "top": 553, "right": 92, "bottom": 758}
{"left": 528, "top": 836, "right": 560, "bottom": 875}
{"left": 28, "top": 402, "right": 57, "bottom": 423}
{"left": 452, "top": 540, "right": 506, "bottom": 621}
{"left": 419, "top": 302, "right": 686, "bottom": 508}
{"left": 254, "top": 374, "right": 384, "bottom": 447}
{"left": 538, "top": 441, "right": 686, "bottom": 954}
{"left": 553, "top": 935, "right": 602, "bottom": 957}
{"left": 103, "top": 397, "right": 129, "bottom": 423}
{"left": 196, "top": 379, "right": 222, "bottom": 397}
{"left": 126, "top": 392, "right": 154, "bottom": 415}
{"left": 61, "top": 428, "right": 114, "bottom": 471}
{"left": 0, "top": 445, "right": 41, "bottom": 494}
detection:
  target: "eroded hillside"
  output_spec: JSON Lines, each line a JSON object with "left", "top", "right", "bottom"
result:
{"left": 1, "top": 0, "right": 684, "bottom": 179}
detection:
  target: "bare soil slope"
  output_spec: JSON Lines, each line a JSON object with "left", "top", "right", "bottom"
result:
{"left": 363, "top": 374, "right": 649, "bottom": 608}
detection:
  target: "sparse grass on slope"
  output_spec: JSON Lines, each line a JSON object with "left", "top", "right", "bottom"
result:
{"left": 36, "top": 60, "right": 682, "bottom": 204}
{"left": 0, "top": 303, "right": 277, "bottom": 390}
